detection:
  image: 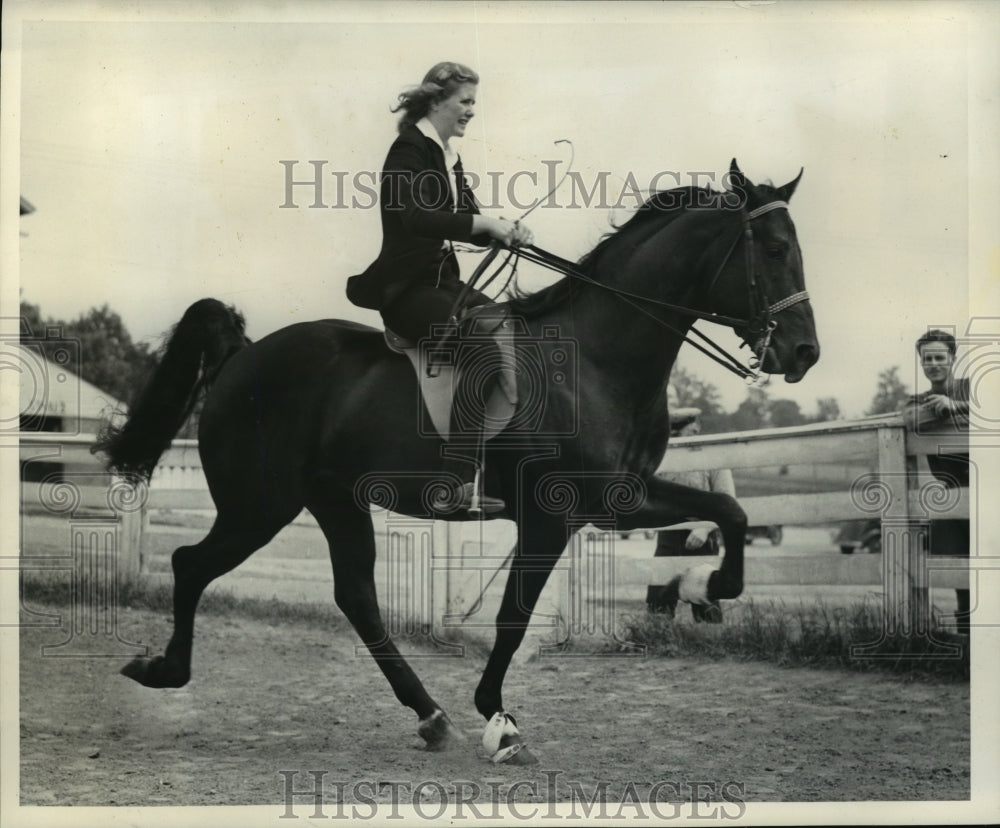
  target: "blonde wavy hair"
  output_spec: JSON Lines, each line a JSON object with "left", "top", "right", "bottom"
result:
{"left": 392, "top": 61, "right": 479, "bottom": 132}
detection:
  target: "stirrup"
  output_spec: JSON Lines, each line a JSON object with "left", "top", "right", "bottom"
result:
{"left": 469, "top": 465, "right": 504, "bottom": 516}
{"left": 432, "top": 463, "right": 506, "bottom": 516}
{"left": 433, "top": 482, "right": 505, "bottom": 516}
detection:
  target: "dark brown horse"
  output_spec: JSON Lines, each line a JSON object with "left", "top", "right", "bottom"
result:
{"left": 95, "top": 161, "right": 818, "bottom": 763}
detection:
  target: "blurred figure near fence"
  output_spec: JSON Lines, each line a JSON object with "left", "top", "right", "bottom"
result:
{"left": 901, "top": 328, "right": 971, "bottom": 634}
{"left": 646, "top": 386, "right": 737, "bottom": 623}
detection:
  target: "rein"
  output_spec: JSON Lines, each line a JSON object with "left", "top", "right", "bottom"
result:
{"left": 513, "top": 245, "right": 761, "bottom": 380}
{"left": 484, "top": 199, "right": 809, "bottom": 382}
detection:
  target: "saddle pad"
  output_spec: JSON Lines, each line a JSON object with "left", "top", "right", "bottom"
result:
{"left": 386, "top": 310, "right": 519, "bottom": 442}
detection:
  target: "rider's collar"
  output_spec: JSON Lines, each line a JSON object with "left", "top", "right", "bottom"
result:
{"left": 415, "top": 118, "right": 458, "bottom": 171}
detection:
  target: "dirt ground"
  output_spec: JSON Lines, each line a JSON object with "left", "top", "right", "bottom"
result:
{"left": 18, "top": 602, "right": 969, "bottom": 810}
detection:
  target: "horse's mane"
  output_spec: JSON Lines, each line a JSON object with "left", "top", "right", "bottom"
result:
{"left": 504, "top": 185, "right": 735, "bottom": 318}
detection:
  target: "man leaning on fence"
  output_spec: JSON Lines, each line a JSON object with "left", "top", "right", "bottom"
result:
{"left": 900, "top": 328, "right": 971, "bottom": 634}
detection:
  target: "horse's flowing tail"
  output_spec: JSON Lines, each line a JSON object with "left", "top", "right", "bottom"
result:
{"left": 93, "top": 298, "right": 249, "bottom": 483}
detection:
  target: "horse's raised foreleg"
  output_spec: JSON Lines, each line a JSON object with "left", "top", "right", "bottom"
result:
{"left": 615, "top": 476, "right": 747, "bottom": 604}
{"left": 307, "top": 498, "right": 461, "bottom": 751}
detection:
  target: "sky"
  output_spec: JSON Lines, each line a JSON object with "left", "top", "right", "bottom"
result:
{"left": 4, "top": 0, "right": 1000, "bottom": 418}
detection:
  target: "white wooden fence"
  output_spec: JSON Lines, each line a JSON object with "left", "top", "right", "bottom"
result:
{"left": 601, "top": 414, "right": 973, "bottom": 635}
{"left": 432, "top": 414, "right": 975, "bottom": 640}
{"left": 18, "top": 414, "right": 976, "bottom": 635}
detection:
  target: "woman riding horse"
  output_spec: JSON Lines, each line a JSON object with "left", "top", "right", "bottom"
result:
{"left": 96, "top": 160, "right": 818, "bottom": 764}
{"left": 347, "top": 61, "right": 533, "bottom": 515}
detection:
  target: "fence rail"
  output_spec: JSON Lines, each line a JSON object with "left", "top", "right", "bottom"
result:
{"left": 18, "top": 414, "right": 974, "bottom": 634}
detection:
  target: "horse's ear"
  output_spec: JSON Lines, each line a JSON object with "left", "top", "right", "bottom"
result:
{"left": 727, "top": 158, "right": 747, "bottom": 191}
{"left": 725, "top": 158, "right": 750, "bottom": 208}
{"left": 777, "top": 167, "right": 804, "bottom": 202}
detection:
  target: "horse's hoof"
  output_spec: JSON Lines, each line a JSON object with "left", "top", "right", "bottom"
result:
{"left": 679, "top": 563, "right": 715, "bottom": 604}
{"left": 418, "top": 710, "right": 464, "bottom": 751}
{"left": 120, "top": 657, "right": 146, "bottom": 682}
{"left": 506, "top": 744, "right": 539, "bottom": 765}
{"left": 483, "top": 711, "right": 534, "bottom": 764}
{"left": 120, "top": 655, "right": 189, "bottom": 688}
{"left": 692, "top": 601, "right": 723, "bottom": 624}
{"left": 487, "top": 735, "right": 536, "bottom": 764}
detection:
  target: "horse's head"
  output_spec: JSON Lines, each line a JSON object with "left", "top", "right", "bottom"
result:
{"left": 507, "top": 160, "right": 819, "bottom": 384}
{"left": 700, "top": 160, "right": 819, "bottom": 383}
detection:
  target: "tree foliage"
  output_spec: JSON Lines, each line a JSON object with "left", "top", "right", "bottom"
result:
{"left": 769, "top": 397, "right": 805, "bottom": 428}
{"left": 670, "top": 369, "right": 845, "bottom": 434}
{"left": 727, "top": 387, "right": 773, "bottom": 431}
{"left": 20, "top": 299, "right": 158, "bottom": 409}
{"left": 866, "top": 365, "right": 910, "bottom": 416}
{"left": 814, "top": 396, "right": 842, "bottom": 423}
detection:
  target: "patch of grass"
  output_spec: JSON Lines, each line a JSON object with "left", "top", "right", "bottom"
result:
{"left": 18, "top": 572, "right": 465, "bottom": 649}
{"left": 19, "top": 574, "right": 969, "bottom": 680}
{"left": 420, "top": 624, "right": 494, "bottom": 659}
{"left": 619, "top": 597, "right": 969, "bottom": 680}
{"left": 19, "top": 571, "right": 173, "bottom": 613}
{"left": 199, "top": 592, "right": 349, "bottom": 630}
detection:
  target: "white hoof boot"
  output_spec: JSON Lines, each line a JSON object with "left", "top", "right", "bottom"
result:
{"left": 678, "top": 563, "right": 715, "bottom": 605}
{"left": 482, "top": 712, "right": 523, "bottom": 764}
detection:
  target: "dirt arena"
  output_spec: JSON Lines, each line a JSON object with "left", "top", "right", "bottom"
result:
{"left": 19, "top": 600, "right": 969, "bottom": 810}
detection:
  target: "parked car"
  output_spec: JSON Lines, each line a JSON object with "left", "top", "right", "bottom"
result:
{"left": 836, "top": 519, "right": 881, "bottom": 554}
{"left": 620, "top": 525, "right": 783, "bottom": 545}
{"left": 746, "top": 525, "right": 783, "bottom": 546}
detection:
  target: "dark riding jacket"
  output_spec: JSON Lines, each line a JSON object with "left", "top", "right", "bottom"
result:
{"left": 347, "top": 124, "right": 486, "bottom": 310}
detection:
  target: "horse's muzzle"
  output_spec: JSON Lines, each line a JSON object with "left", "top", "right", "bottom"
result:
{"left": 783, "top": 342, "right": 820, "bottom": 383}
{"left": 760, "top": 340, "right": 819, "bottom": 383}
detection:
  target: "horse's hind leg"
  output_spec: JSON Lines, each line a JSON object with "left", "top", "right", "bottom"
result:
{"left": 121, "top": 510, "right": 295, "bottom": 688}
{"left": 307, "top": 497, "right": 461, "bottom": 750}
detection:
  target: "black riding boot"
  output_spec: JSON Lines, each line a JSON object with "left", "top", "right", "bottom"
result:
{"left": 432, "top": 340, "right": 506, "bottom": 516}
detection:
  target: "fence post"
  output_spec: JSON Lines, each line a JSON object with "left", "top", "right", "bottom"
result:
{"left": 109, "top": 476, "right": 148, "bottom": 583}
{"left": 877, "top": 423, "right": 927, "bottom": 634}
{"left": 118, "top": 508, "right": 142, "bottom": 581}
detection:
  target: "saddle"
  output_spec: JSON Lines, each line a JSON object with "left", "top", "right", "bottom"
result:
{"left": 384, "top": 306, "right": 521, "bottom": 442}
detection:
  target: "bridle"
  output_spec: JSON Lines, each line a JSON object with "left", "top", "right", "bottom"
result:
{"left": 697, "top": 199, "right": 810, "bottom": 379}
{"left": 461, "top": 198, "right": 810, "bottom": 383}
